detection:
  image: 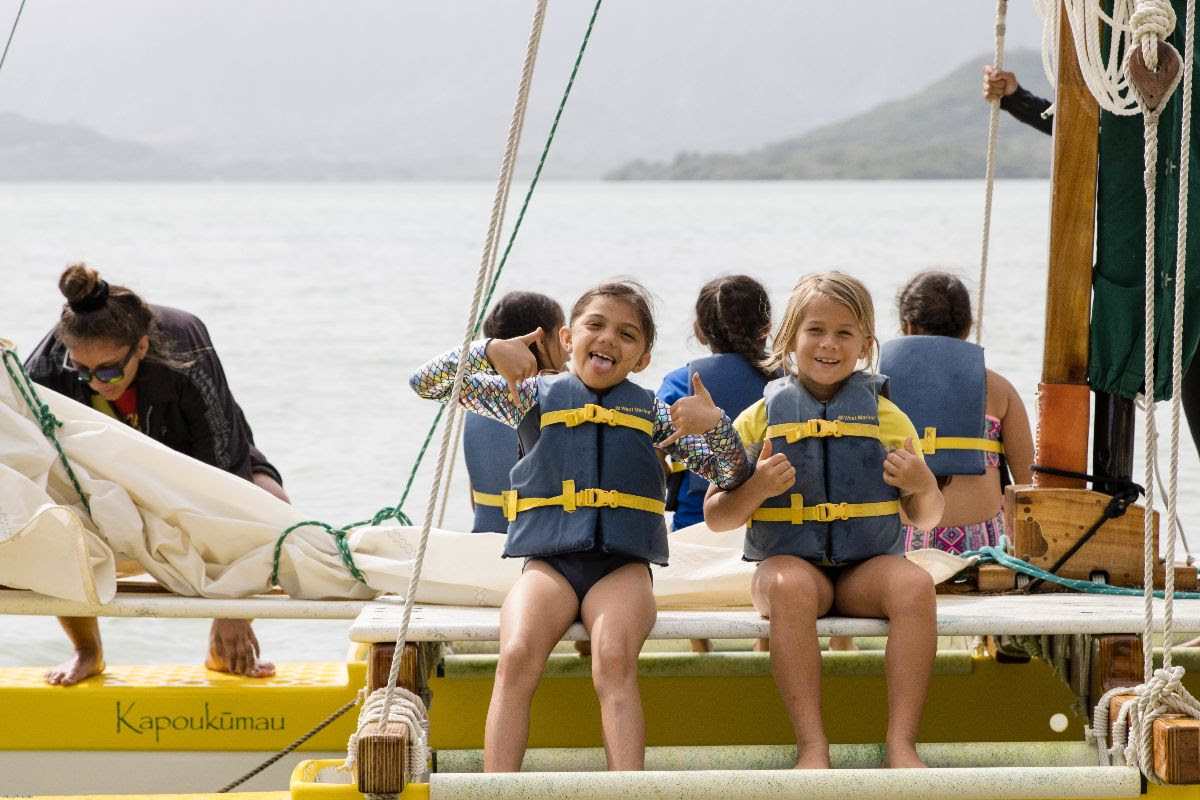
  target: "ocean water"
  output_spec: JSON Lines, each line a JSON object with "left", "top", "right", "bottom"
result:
{"left": 2, "top": 180, "right": 1196, "bottom": 667}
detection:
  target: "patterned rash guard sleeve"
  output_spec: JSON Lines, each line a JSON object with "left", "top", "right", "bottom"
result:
{"left": 654, "top": 398, "right": 748, "bottom": 489}
{"left": 409, "top": 340, "right": 538, "bottom": 428}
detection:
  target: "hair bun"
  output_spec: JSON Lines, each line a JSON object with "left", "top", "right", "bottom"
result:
{"left": 59, "top": 263, "right": 110, "bottom": 313}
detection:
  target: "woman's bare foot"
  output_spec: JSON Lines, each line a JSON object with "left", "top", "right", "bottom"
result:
{"left": 690, "top": 638, "right": 714, "bottom": 653}
{"left": 206, "top": 619, "right": 275, "bottom": 678}
{"left": 45, "top": 650, "right": 105, "bottom": 686}
{"left": 574, "top": 639, "right": 592, "bottom": 656}
{"left": 828, "top": 636, "right": 858, "bottom": 652}
{"left": 794, "top": 741, "right": 831, "bottom": 769}
{"left": 882, "top": 741, "right": 927, "bottom": 768}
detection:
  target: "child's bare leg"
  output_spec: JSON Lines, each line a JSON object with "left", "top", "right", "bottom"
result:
{"left": 827, "top": 635, "right": 858, "bottom": 651}
{"left": 751, "top": 556, "right": 834, "bottom": 768}
{"left": 484, "top": 562, "right": 579, "bottom": 772}
{"left": 581, "top": 563, "right": 656, "bottom": 771}
{"left": 835, "top": 555, "right": 936, "bottom": 768}
{"left": 689, "top": 638, "right": 713, "bottom": 653}
{"left": 46, "top": 617, "right": 106, "bottom": 686}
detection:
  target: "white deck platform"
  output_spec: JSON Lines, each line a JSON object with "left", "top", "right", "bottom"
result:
{"left": 350, "top": 594, "right": 1200, "bottom": 642}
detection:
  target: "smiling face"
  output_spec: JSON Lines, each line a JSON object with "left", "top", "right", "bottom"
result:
{"left": 790, "top": 295, "right": 870, "bottom": 401}
{"left": 65, "top": 335, "right": 149, "bottom": 402}
{"left": 560, "top": 296, "right": 652, "bottom": 391}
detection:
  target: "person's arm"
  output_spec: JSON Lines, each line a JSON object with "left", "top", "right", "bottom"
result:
{"left": 655, "top": 374, "right": 748, "bottom": 489}
{"left": 983, "top": 65, "right": 1053, "bottom": 136}
{"left": 989, "top": 369, "right": 1035, "bottom": 485}
{"left": 408, "top": 339, "right": 538, "bottom": 426}
{"left": 877, "top": 397, "right": 943, "bottom": 530}
{"left": 703, "top": 437, "right": 794, "bottom": 532}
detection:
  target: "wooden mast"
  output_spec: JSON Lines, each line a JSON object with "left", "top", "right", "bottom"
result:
{"left": 1035, "top": 1, "right": 1100, "bottom": 490}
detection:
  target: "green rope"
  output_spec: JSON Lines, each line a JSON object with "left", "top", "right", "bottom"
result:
{"left": 269, "top": 0, "right": 606, "bottom": 586}
{"left": 0, "top": 0, "right": 27, "bottom": 77}
{"left": 962, "top": 536, "right": 1200, "bottom": 599}
{"left": 2, "top": 347, "right": 92, "bottom": 516}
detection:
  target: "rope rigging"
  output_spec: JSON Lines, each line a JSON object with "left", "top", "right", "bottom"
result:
{"left": 0, "top": 0, "right": 26, "bottom": 78}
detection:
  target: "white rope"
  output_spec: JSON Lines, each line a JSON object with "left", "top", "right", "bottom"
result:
{"left": 1053, "top": 0, "right": 1141, "bottom": 115}
{"left": 1089, "top": 3, "right": 1200, "bottom": 782}
{"left": 977, "top": 0, "right": 1008, "bottom": 346}
{"left": 1032, "top": 0, "right": 1060, "bottom": 117}
{"left": 343, "top": 686, "right": 431, "bottom": 785}
{"left": 344, "top": 0, "right": 551, "bottom": 781}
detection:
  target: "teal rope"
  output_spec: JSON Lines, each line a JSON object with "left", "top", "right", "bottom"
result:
{"left": 271, "top": 0, "right": 604, "bottom": 586}
{"left": 0, "top": 0, "right": 26, "bottom": 77}
{"left": 2, "top": 347, "right": 92, "bottom": 516}
{"left": 962, "top": 536, "right": 1200, "bottom": 599}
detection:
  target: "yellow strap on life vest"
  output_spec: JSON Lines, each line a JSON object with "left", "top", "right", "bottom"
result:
{"left": 500, "top": 480, "right": 666, "bottom": 522}
{"left": 540, "top": 403, "right": 653, "bottom": 436}
{"left": 919, "top": 426, "right": 1005, "bottom": 455}
{"left": 667, "top": 457, "right": 688, "bottom": 474}
{"left": 765, "top": 418, "right": 881, "bottom": 443}
{"left": 472, "top": 490, "right": 504, "bottom": 507}
{"left": 748, "top": 493, "right": 900, "bottom": 526}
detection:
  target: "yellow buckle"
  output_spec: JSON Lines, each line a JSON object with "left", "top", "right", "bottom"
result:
{"left": 577, "top": 487, "right": 620, "bottom": 509}
{"left": 565, "top": 404, "right": 617, "bottom": 426}
{"left": 787, "top": 419, "right": 840, "bottom": 442}
{"left": 812, "top": 502, "right": 851, "bottom": 523}
{"left": 561, "top": 480, "right": 577, "bottom": 512}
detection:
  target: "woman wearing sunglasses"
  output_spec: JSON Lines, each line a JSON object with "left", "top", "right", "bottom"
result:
{"left": 24, "top": 263, "right": 287, "bottom": 686}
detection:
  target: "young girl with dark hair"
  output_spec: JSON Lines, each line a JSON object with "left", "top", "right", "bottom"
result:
{"left": 24, "top": 263, "right": 286, "bottom": 686}
{"left": 411, "top": 280, "right": 748, "bottom": 771}
{"left": 881, "top": 271, "right": 1034, "bottom": 554}
{"left": 465, "top": 292, "right": 567, "bottom": 533}
{"left": 657, "top": 275, "right": 773, "bottom": 530}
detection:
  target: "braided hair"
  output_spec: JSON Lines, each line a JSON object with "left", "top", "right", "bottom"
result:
{"left": 695, "top": 275, "right": 773, "bottom": 380}
{"left": 482, "top": 291, "right": 564, "bottom": 371}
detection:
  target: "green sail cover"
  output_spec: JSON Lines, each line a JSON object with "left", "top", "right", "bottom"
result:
{"left": 1091, "top": 0, "right": 1200, "bottom": 401}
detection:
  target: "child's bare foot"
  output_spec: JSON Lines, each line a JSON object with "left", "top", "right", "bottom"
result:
{"left": 690, "top": 638, "right": 713, "bottom": 653}
{"left": 574, "top": 640, "right": 592, "bottom": 656}
{"left": 794, "top": 741, "right": 831, "bottom": 769}
{"left": 828, "top": 636, "right": 858, "bottom": 652}
{"left": 45, "top": 650, "right": 105, "bottom": 686}
{"left": 753, "top": 637, "right": 770, "bottom": 652}
{"left": 206, "top": 619, "right": 275, "bottom": 678}
{"left": 882, "top": 742, "right": 927, "bottom": 768}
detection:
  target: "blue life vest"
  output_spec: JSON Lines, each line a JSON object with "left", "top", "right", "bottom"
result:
{"left": 746, "top": 372, "right": 901, "bottom": 564}
{"left": 463, "top": 412, "right": 517, "bottom": 533}
{"left": 668, "top": 354, "right": 769, "bottom": 528}
{"left": 878, "top": 336, "right": 999, "bottom": 477}
{"left": 503, "top": 372, "right": 668, "bottom": 565}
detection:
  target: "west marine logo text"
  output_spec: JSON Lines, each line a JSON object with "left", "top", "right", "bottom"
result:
{"left": 115, "top": 701, "right": 285, "bottom": 743}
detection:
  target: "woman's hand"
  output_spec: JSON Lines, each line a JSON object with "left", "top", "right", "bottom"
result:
{"left": 486, "top": 328, "right": 542, "bottom": 405}
{"left": 660, "top": 373, "right": 723, "bottom": 448}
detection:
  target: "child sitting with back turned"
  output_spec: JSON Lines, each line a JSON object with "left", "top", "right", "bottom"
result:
{"left": 411, "top": 280, "right": 748, "bottom": 771}
{"left": 882, "top": 271, "right": 1034, "bottom": 553}
{"left": 704, "top": 271, "right": 943, "bottom": 769}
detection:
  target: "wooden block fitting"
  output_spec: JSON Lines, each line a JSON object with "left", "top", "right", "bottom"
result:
{"left": 369, "top": 642, "right": 420, "bottom": 694}
{"left": 356, "top": 721, "right": 409, "bottom": 795}
{"left": 977, "top": 564, "right": 1017, "bottom": 592}
{"left": 1153, "top": 716, "right": 1200, "bottom": 784}
{"left": 1107, "top": 693, "right": 1137, "bottom": 742}
{"left": 1091, "top": 635, "right": 1143, "bottom": 712}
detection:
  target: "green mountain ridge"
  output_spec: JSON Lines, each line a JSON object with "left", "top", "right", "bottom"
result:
{"left": 607, "top": 50, "right": 1055, "bottom": 180}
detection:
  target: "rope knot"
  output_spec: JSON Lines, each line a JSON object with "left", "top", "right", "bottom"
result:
{"left": 37, "top": 405, "right": 62, "bottom": 437}
{"left": 1131, "top": 0, "right": 1177, "bottom": 67}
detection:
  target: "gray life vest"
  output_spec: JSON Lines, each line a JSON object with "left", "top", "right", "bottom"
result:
{"left": 878, "top": 336, "right": 1000, "bottom": 477}
{"left": 746, "top": 372, "right": 902, "bottom": 564}
{"left": 463, "top": 411, "right": 517, "bottom": 533}
{"left": 682, "top": 354, "right": 770, "bottom": 498}
{"left": 503, "top": 372, "right": 668, "bottom": 565}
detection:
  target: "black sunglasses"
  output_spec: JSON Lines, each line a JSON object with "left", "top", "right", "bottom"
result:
{"left": 64, "top": 346, "right": 138, "bottom": 384}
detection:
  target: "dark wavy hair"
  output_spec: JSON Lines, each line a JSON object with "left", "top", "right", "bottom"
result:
{"left": 55, "top": 263, "right": 181, "bottom": 364}
{"left": 896, "top": 271, "right": 973, "bottom": 339}
{"left": 569, "top": 279, "right": 657, "bottom": 353}
{"left": 482, "top": 291, "right": 564, "bottom": 371}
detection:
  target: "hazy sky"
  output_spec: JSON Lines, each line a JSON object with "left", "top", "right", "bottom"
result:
{"left": 0, "top": 1, "right": 1047, "bottom": 176}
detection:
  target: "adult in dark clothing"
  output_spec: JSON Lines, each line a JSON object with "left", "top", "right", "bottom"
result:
{"left": 25, "top": 263, "right": 287, "bottom": 685}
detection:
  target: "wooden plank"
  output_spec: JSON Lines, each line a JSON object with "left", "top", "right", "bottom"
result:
{"left": 1153, "top": 716, "right": 1200, "bottom": 784}
{"left": 369, "top": 642, "right": 421, "bottom": 694}
{"left": 356, "top": 721, "right": 409, "bottom": 794}
{"left": 977, "top": 564, "right": 1017, "bottom": 592}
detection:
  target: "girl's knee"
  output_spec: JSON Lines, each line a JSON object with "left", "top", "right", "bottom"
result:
{"left": 765, "top": 565, "right": 824, "bottom": 613}
{"left": 884, "top": 567, "right": 936, "bottom": 616}
{"left": 590, "top": 639, "right": 639, "bottom": 688}
{"left": 496, "top": 638, "right": 548, "bottom": 683}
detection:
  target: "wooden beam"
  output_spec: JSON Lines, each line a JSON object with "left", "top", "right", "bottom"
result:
{"left": 356, "top": 722, "right": 409, "bottom": 794}
{"left": 368, "top": 642, "right": 421, "bottom": 694}
{"left": 1036, "top": 1, "right": 1101, "bottom": 489}
{"left": 1090, "top": 635, "right": 1142, "bottom": 710}
{"left": 1154, "top": 717, "right": 1200, "bottom": 784}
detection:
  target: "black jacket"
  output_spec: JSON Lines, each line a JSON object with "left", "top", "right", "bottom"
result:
{"left": 25, "top": 305, "right": 282, "bottom": 485}
{"left": 1001, "top": 86, "right": 1054, "bottom": 136}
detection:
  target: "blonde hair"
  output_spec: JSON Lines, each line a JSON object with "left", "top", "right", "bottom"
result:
{"left": 763, "top": 271, "right": 878, "bottom": 376}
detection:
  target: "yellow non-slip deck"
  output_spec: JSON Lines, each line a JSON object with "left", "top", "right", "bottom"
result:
{"left": 0, "top": 661, "right": 362, "bottom": 751}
